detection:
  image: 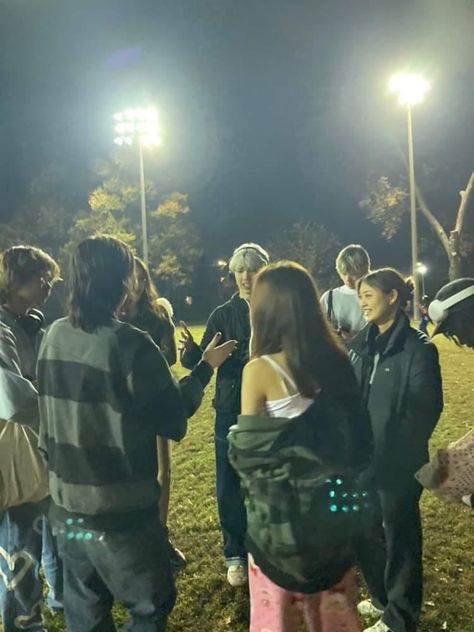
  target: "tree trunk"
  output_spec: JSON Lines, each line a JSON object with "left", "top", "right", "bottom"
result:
{"left": 448, "top": 230, "right": 463, "bottom": 280}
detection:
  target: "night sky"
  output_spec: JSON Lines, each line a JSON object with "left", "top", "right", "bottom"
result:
{"left": 1, "top": 0, "right": 473, "bottom": 268}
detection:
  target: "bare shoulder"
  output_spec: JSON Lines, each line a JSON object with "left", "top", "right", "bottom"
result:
{"left": 243, "top": 357, "right": 272, "bottom": 380}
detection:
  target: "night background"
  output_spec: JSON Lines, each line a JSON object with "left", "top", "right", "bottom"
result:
{"left": 1, "top": 0, "right": 473, "bottom": 310}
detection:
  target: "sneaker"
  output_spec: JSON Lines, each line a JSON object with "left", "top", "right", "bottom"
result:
{"left": 363, "top": 620, "right": 392, "bottom": 632}
{"left": 226, "top": 563, "right": 248, "bottom": 587}
{"left": 167, "top": 540, "right": 187, "bottom": 572}
{"left": 358, "top": 599, "right": 384, "bottom": 618}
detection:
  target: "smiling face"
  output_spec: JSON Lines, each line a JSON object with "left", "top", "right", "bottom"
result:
{"left": 235, "top": 267, "right": 258, "bottom": 300}
{"left": 358, "top": 281, "right": 398, "bottom": 330}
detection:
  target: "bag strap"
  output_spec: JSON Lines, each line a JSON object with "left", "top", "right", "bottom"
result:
{"left": 327, "top": 289, "right": 335, "bottom": 326}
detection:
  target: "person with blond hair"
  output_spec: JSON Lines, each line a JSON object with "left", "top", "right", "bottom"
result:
{"left": 180, "top": 242, "right": 269, "bottom": 586}
{"left": 321, "top": 244, "right": 371, "bottom": 340}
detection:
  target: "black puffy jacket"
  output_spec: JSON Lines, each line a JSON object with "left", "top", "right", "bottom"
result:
{"left": 181, "top": 294, "right": 250, "bottom": 414}
{"left": 349, "top": 311, "right": 443, "bottom": 489}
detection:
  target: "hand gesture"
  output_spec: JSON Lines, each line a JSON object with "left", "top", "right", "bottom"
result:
{"left": 202, "top": 333, "right": 237, "bottom": 369}
{"left": 178, "top": 321, "right": 195, "bottom": 357}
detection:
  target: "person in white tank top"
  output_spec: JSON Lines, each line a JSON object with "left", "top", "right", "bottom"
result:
{"left": 240, "top": 261, "right": 364, "bottom": 632}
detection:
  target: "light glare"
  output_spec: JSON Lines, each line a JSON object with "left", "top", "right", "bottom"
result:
{"left": 389, "top": 73, "right": 430, "bottom": 106}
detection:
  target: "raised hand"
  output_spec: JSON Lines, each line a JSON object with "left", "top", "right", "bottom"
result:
{"left": 202, "top": 333, "right": 237, "bottom": 369}
{"left": 178, "top": 321, "right": 195, "bottom": 357}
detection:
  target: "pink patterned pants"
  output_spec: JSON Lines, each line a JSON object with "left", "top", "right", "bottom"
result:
{"left": 248, "top": 555, "right": 362, "bottom": 632}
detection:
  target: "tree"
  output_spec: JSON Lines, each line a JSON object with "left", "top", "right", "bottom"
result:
{"left": 65, "top": 176, "right": 137, "bottom": 253}
{"left": 0, "top": 164, "right": 81, "bottom": 257}
{"left": 359, "top": 172, "right": 474, "bottom": 279}
{"left": 267, "top": 221, "right": 341, "bottom": 292}
{"left": 148, "top": 193, "right": 203, "bottom": 293}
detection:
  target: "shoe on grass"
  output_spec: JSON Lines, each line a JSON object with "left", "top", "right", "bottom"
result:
{"left": 167, "top": 539, "right": 187, "bottom": 572}
{"left": 363, "top": 620, "right": 392, "bottom": 632}
{"left": 226, "top": 563, "right": 248, "bottom": 587}
{"left": 357, "top": 599, "right": 384, "bottom": 618}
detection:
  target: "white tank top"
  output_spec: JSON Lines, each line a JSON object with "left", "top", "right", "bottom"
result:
{"left": 261, "top": 355, "right": 314, "bottom": 419}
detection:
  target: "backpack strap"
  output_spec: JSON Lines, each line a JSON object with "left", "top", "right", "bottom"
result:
{"left": 327, "top": 289, "right": 335, "bottom": 326}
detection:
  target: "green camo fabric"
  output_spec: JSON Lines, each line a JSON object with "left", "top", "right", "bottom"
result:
{"left": 227, "top": 412, "right": 367, "bottom": 593}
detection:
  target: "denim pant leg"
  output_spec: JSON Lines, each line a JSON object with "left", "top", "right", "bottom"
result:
{"left": 0, "top": 503, "right": 44, "bottom": 632}
{"left": 57, "top": 514, "right": 176, "bottom": 632}
{"left": 41, "top": 516, "right": 64, "bottom": 610}
{"left": 214, "top": 412, "right": 247, "bottom": 563}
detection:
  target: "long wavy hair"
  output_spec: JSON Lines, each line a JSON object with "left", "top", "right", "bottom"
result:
{"left": 123, "top": 257, "right": 172, "bottom": 324}
{"left": 68, "top": 235, "right": 135, "bottom": 332}
{"left": 250, "top": 261, "right": 355, "bottom": 399}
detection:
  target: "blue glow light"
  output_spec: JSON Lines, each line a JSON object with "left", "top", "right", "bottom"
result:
{"left": 329, "top": 490, "right": 336, "bottom": 498}
{"left": 330, "top": 504, "right": 338, "bottom": 512}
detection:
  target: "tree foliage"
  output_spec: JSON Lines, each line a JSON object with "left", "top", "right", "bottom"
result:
{"left": 267, "top": 221, "right": 341, "bottom": 292}
{"left": 149, "top": 193, "right": 203, "bottom": 289}
{"left": 359, "top": 173, "right": 474, "bottom": 279}
{"left": 358, "top": 176, "right": 408, "bottom": 240}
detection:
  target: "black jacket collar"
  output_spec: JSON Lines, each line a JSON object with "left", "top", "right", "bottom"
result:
{"left": 352, "top": 311, "right": 411, "bottom": 359}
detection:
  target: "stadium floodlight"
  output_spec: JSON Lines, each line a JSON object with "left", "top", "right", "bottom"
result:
{"left": 112, "top": 106, "right": 163, "bottom": 265}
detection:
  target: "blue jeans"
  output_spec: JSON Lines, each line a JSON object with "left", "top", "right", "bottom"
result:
{"left": 42, "top": 516, "right": 63, "bottom": 610}
{"left": 215, "top": 412, "right": 247, "bottom": 564}
{"left": 56, "top": 514, "right": 176, "bottom": 632}
{"left": 0, "top": 503, "right": 44, "bottom": 632}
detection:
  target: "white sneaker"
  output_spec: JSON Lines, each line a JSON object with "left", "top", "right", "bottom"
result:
{"left": 363, "top": 620, "right": 392, "bottom": 632}
{"left": 357, "top": 599, "right": 384, "bottom": 618}
{"left": 226, "top": 564, "right": 248, "bottom": 587}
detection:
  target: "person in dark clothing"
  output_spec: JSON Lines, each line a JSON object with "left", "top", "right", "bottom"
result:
{"left": 429, "top": 277, "right": 474, "bottom": 349}
{"left": 180, "top": 242, "right": 269, "bottom": 586}
{"left": 121, "top": 256, "right": 185, "bottom": 572}
{"left": 428, "top": 277, "right": 474, "bottom": 508}
{"left": 348, "top": 268, "right": 443, "bottom": 632}
{"left": 37, "top": 236, "right": 236, "bottom": 632}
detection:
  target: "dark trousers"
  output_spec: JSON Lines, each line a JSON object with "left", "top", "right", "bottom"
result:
{"left": 354, "top": 483, "right": 423, "bottom": 632}
{"left": 57, "top": 515, "right": 175, "bottom": 632}
{"left": 215, "top": 412, "right": 247, "bottom": 563}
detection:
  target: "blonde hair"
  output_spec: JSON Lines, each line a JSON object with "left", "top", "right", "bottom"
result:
{"left": 335, "top": 245, "right": 370, "bottom": 277}
{"left": 228, "top": 243, "right": 269, "bottom": 274}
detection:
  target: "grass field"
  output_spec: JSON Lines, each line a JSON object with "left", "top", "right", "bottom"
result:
{"left": 27, "top": 328, "right": 474, "bottom": 630}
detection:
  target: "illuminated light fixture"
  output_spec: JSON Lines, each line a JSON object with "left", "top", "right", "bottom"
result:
{"left": 112, "top": 105, "right": 163, "bottom": 265}
{"left": 389, "top": 73, "right": 430, "bottom": 106}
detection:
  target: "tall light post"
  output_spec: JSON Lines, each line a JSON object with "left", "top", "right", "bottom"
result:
{"left": 113, "top": 107, "right": 162, "bottom": 265}
{"left": 417, "top": 262, "right": 428, "bottom": 297}
{"left": 389, "top": 73, "right": 430, "bottom": 318}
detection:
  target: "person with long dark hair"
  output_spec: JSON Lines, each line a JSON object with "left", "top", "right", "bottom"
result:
{"left": 36, "top": 235, "right": 235, "bottom": 631}
{"left": 349, "top": 268, "right": 443, "bottom": 632}
{"left": 229, "top": 261, "right": 373, "bottom": 632}
{"left": 122, "top": 256, "right": 185, "bottom": 570}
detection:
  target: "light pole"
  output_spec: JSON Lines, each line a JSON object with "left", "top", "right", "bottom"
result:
{"left": 417, "top": 262, "right": 428, "bottom": 297}
{"left": 389, "top": 73, "right": 430, "bottom": 319}
{"left": 113, "top": 107, "right": 162, "bottom": 266}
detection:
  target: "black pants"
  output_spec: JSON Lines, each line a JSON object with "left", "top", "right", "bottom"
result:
{"left": 354, "top": 482, "right": 423, "bottom": 632}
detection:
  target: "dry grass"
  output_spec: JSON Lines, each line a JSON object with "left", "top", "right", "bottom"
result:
{"left": 17, "top": 328, "right": 474, "bottom": 631}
